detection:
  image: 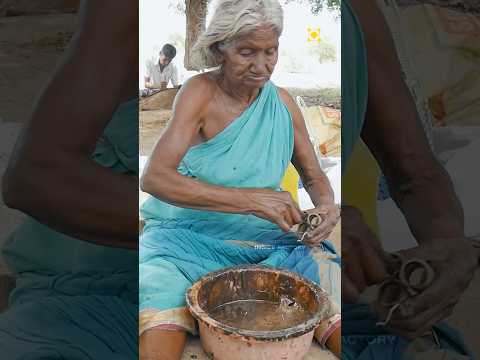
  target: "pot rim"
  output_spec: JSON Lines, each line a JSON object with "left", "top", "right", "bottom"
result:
{"left": 186, "top": 265, "right": 328, "bottom": 341}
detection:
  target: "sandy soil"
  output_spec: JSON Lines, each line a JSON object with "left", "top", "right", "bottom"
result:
{"left": 139, "top": 109, "right": 171, "bottom": 156}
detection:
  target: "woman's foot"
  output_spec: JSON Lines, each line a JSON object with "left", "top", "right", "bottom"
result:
{"left": 315, "top": 325, "right": 341, "bottom": 358}
{"left": 325, "top": 326, "right": 341, "bottom": 358}
{"left": 140, "top": 329, "right": 187, "bottom": 360}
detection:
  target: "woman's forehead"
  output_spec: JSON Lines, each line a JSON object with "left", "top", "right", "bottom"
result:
{"left": 233, "top": 28, "right": 280, "bottom": 48}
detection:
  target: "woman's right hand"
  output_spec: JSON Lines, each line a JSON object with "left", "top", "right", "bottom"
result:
{"left": 342, "top": 206, "right": 389, "bottom": 303}
{"left": 245, "top": 189, "right": 304, "bottom": 232}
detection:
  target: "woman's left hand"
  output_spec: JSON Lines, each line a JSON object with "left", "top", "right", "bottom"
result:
{"left": 301, "top": 204, "right": 340, "bottom": 247}
{"left": 374, "top": 237, "right": 479, "bottom": 339}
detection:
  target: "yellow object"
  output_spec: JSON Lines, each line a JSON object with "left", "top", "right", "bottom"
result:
{"left": 307, "top": 27, "right": 321, "bottom": 42}
{"left": 281, "top": 163, "right": 300, "bottom": 203}
{"left": 342, "top": 140, "right": 381, "bottom": 235}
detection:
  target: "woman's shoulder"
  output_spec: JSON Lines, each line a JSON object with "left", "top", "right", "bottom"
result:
{"left": 182, "top": 72, "right": 217, "bottom": 94}
{"left": 275, "top": 85, "right": 291, "bottom": 100}
{"left": 271, "top": 84, "right": 305, "bottom": 127}
{"left": 274, "top": 85, "right": 297, "bottom": 111}
{"left": 173, "top": 72, "right": 216, "bottom": 110}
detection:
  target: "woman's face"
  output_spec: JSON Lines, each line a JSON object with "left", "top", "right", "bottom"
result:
{"left": 220, "top": 26, "right": 279, "bottom": 89}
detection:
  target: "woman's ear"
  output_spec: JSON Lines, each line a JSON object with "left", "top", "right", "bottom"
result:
{"left": 212, "top": 42, "right": 225, "bottom": 64}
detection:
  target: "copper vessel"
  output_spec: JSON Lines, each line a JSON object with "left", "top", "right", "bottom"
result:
{"left": 186, "top": 265, "right": 329, "bottom": 360}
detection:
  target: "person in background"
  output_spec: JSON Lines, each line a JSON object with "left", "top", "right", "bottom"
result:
{"left": 141, "top": 43, "right": 179, "bottom": 97}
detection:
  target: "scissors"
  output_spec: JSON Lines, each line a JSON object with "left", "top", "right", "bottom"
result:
{"left": 377, "top": 236, "right": 480, "bottom": 327}
{"left": 375, "top": 252, "right": 435, "bottom": 327}
{"left": 296, "top": 212, "right": 323, "bottom": 242}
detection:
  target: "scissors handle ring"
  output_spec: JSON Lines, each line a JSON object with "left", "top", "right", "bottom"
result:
{"left": 378, "top": 279, "right": 410, "bottom": 307}
{"left": 306, "top": 213, "right": 323, "bottom": 227}
{"left": 399, "top": 258, "right": 435, "bottom": 291}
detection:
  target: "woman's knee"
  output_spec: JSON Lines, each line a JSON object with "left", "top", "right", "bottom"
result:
{"left": 140, "top": 328, "right": 187, "bottom": 360}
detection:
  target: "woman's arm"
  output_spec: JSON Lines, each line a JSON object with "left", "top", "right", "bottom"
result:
{"left": 141, "top": 76, "right": 249, "bottom": 213}
{"left": 278, "top": 88, "right": 334, "bottom": 207}
{"left": 350, "top": 0, "right": 478, "bottom": 338}
{"left": 351, "top": 0, "right": 465, "bottom": 244}
{"left": 2, "top": 1, "right": 139, "bottom": 249}
{"left": 141, "top": 77, "right": 302, "bottom": 231}
{"left": 278, "top": 88, "right": 340, "bottom": 244}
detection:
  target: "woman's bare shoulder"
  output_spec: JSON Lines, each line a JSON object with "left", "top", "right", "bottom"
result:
{"left": 276, "top": 86, "right": 294, "bottom": 104}
{"left": 276, "top": 86, "right": 301, "bottom": 116}
{"left": 168, "top": 73, "right": 219, "bottom": 131}
{"left": 179, "top": 72, "right": 216, "bottom": 97}
{"left": 173, "top": 72, "right": 216, "bottom": 111}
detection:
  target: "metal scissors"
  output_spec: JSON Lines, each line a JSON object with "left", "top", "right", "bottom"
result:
{"left": 296, "top": 212, "right": 323, "bottom": 243}
{"left": 377, "top": 236, "right": 480, "bottom": 326}
{"left": 376, "top": 252, "right": 435, "bottom": 327}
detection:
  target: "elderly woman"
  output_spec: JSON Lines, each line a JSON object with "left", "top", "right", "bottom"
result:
{"left": 139, "top": 0, "right": 341, "bottom": 358}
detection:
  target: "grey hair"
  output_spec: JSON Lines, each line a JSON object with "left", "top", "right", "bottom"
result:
{"left": 192, "top": 0, "right": 284, "bottom": 69}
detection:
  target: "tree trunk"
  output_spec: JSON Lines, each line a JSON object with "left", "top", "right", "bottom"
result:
{"left": 184, "top": 0, "right": 207, "bottom": 71}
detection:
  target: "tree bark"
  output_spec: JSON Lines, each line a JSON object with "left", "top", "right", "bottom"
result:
{"left": 184, "top": 0, "right": 207, "bottom": 71}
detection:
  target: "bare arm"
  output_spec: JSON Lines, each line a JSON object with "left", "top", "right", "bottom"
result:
{"left": 141, "top": 76, "right": 248, "bottom": 212}
{"left": 278, "top": 88, "right": 334, "bottom": 207}
{"left": 279, "top": 88, "right": 339, "bottom": 244}
{"left": 141, "top": 77, "right": 302, "bottom": 231}
{"left": 348, "top": 0, "right": 478, "bottom": 338}
{"left": 2, "top": 0, "right": 138, "bottom": 249}
{"left": 350, "top": 0, "right": 464, "bottom": 242}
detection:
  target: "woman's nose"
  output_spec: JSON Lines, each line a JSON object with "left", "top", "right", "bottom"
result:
{"left": 251, "top": 53, "right": 270, "bottom": 72}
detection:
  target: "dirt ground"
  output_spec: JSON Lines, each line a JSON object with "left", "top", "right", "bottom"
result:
{"left": 139, "top": 109, "right": 171, "bottom": 155}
